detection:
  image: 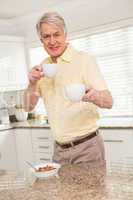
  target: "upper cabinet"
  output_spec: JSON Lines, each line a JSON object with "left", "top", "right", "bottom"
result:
{"left": 0, "top": 36, "right": 29, "bottom": 91}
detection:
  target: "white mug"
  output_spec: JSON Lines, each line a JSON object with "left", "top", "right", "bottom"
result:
{"left": 65, "top": 83, "right": 85, "bottom": 102}
{"left": 43, "top": 63, "right": 57, "bottom": 78}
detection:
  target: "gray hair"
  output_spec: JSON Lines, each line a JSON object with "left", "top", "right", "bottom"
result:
{"left": 36, "top": 12, "right": 67, "bottom": 38}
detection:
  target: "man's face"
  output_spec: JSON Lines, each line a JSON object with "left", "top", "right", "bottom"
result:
{"left": 40, "top": 23, "right": 67, "bottom": 58}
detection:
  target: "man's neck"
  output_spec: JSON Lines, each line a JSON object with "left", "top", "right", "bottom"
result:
{"left": 51, "top": 57, "right": 58, "bottom": 63}
{"left": 51, "top": 43, "right": 68, "bottom": 63}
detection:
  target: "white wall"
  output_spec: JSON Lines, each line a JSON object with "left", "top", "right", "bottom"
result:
{"left": 0, "top": 0, "right": 133, "bottom": 45}
{"left": 0, "top": 19, "right": 17, "bottom": 35}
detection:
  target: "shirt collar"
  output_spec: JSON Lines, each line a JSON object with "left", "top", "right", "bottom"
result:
{"left": 59, "top": 44, "right": 73, "bottom": 62}
{"left": 47, "top": 44, "right": 74, "bottom": 63}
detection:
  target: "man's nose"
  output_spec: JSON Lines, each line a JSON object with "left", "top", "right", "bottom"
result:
{"left": 49, "top": 35, "right": 56, "bottom": 45}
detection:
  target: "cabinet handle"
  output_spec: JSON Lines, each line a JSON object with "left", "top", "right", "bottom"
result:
{"left": 37, "top": 137, "right": 49, "bottom": 140}
{"left": 104, "top": 139, "right": 123, "bottom": 143}
{"left": 38, "top": 145, "right": 49, "bottom": 149}
{"left": 40, "top": 158, "right": 50, "bottom": 161}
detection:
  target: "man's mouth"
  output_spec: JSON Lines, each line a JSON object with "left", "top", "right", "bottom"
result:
{"left": 49, "top": 46, "right": 59, "bottom": 51}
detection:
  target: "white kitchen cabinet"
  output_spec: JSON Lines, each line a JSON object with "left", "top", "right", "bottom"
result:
{"left": 15, "top": 128, "right": 33, "bottom": 172}
{"left": 0, "top": 129, "right": 17, "bottom": 170}
{"left": 0, "top": 36, "right": 28, "bottom": 91}
{"left": 31, "top": 128, "right": 54, "bottom": 164}
{"left": 100, "top": 128, "right": 133, "bottom": 166}
{"left": 15, "top": 128, "right": 54, "bottom": 172}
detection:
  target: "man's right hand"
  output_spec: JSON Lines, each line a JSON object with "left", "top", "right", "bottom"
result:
{"left": 28, "top": 65, "right": 44, "bottom": 84}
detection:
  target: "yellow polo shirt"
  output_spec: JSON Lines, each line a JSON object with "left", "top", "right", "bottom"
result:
{"left": 37, "top": 45, "right": 108, "bottom": 143}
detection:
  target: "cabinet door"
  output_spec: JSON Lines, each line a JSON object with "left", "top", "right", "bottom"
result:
{"left": 0, "top": 129, "right": 17, "bottom": 170}
{"left": 34, "top": 153, "right": 52, "bottom": 164}
{"left": 100, "top": 129, "right": 133, "bottom": 165}
{"left": 31, "top": 128, "right": 54, "bottom": 164}
{"left": 0, "top": 38, "right": 28, "bottom": 91}
{"left": 15, "top": 128, "right": 33, "bottom": 172}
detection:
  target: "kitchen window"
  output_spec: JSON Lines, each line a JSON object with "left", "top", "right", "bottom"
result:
{"left": 29, "top": 46, "right": 48, "bottom": 68}
{"left": 71, "top": 27, "right": 133, "bottom": 118}
{"left": 29, "top": 25, "right": 133, "bottom": 122}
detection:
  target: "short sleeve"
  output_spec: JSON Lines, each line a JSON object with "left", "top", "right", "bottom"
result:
{"left": 83, "top": 54, "right": 108, "bottom": 91}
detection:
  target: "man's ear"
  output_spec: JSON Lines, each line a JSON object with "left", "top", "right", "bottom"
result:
{"left": 40, "top": 38, "right": 43, "bottom": 43}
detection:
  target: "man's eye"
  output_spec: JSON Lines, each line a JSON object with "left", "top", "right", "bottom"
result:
{"left": 44, "top": 35, "right": 49, "bottom": 38}
{"left": 42, "top": 35, "right": 49, "bottom": 39}
{"left": 54, "top": 33, "right": 60, "bottom": 37}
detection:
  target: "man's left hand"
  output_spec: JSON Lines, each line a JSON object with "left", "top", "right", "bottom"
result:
{"left": 82, "top": 88, "right": 100, "bottom": 103}
{"left": 82, "top": 88, "right": 113, "bottom": 109}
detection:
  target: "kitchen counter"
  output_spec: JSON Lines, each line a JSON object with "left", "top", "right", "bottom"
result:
{"left": 0, "top": 160, "right": 133, "bottom": 200}
{"left": 11, "top": 117, "right": 133, "bottom": 129}
{"left": 9, "top": 119, "right": 133, "bottom": 129}
{"left": 1, "top": 117, "right": 133, "bottom": 131}
{"left": 11, "top": 120, "right": 50, "bottom": 129}
{"left": 0, "top": 124, "right": 13, "bottom": 131}
{"left": 0, "top": 120, "right": 50, "bottom": 131}
{"left": 98, "top": 118, "right": 133, "bottom": 129}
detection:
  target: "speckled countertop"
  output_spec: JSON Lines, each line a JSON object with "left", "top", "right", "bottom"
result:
{"left": 11, "top": 120, "right": 51, "bottom": 128}
{"left": 0, "top": 116, "right": 133, "bottom": 132}
{"left": 0, "top": 160, "right": 133, "bottom": 200}
{"left": 11, "top": 117, "right": 133, "bottom": 129}
{"left": 0, "top": 120, "right": 51, "bottom": 131}
{"left": 1, "top": 118, "right": 133, "bottom": 130}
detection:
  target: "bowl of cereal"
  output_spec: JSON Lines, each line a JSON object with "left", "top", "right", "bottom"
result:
{"left": 30, "top": 162, "right": 61, "bottom": 178}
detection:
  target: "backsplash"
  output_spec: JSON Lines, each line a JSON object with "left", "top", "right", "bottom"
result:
{"left": 0, "top": 90, "right": 47, "bottom": 118}
{"left": 0, "top": 90, "right": 24, "bottom": 106}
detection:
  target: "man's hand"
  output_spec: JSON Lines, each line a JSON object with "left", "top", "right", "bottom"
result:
{"left": 28, "top": 65, "right": 44, "bottom": 84}
{"left": 82, "top": 88, "right": 100, "bottom": 102}
{"left": 82, "top": 88, "right": 113, "bottom": 109}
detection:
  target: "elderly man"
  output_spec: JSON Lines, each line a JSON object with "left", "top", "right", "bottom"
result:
{"left": 24, "top": 12, "right": 113, "bottom": 166}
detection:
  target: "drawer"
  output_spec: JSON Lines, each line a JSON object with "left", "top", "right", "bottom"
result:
{"left": 32, "top": 140, "right": 53, "bottom": 153}
{"left": 100, "top": 129, "right": 133, "bottom": 143}
{"left": 32, "top": 134, "right": 51, "bottom": 141}
{"left": 34, "top": 153, "right": 53, "bottom": 164}
{"left": 32, "top": 133, "right": 52, "bottom": 144}
{"left": 31, "top": 129, "right": 52, "bottom": 140}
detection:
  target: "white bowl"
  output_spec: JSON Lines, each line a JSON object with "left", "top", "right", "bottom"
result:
{"left": 65, "top": 83, "right": 85, "bottom": 102}
{"left": 15, "top": 109, "right": 28, "bottom": 121}
{"left": 43, "top": 63, "right": 57, "bottom": 78}
{"left": 31, "top": 162, "right": 61, "bottom": 179}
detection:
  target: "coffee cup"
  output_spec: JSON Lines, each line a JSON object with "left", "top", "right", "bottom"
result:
{"left": 65, "top": 83, "right": 85, "bottom": 102}
{"left": 43, "top": 63, "right": 57, "bottom": 78}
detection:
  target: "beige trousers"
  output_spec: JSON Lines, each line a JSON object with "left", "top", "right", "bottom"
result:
{"left": 53, "top": 133, "right": 106, "bottom": 166}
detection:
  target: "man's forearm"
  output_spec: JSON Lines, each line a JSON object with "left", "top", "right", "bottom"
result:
{"left": 24, "top": 84, "right": 40, "bottom": 112}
